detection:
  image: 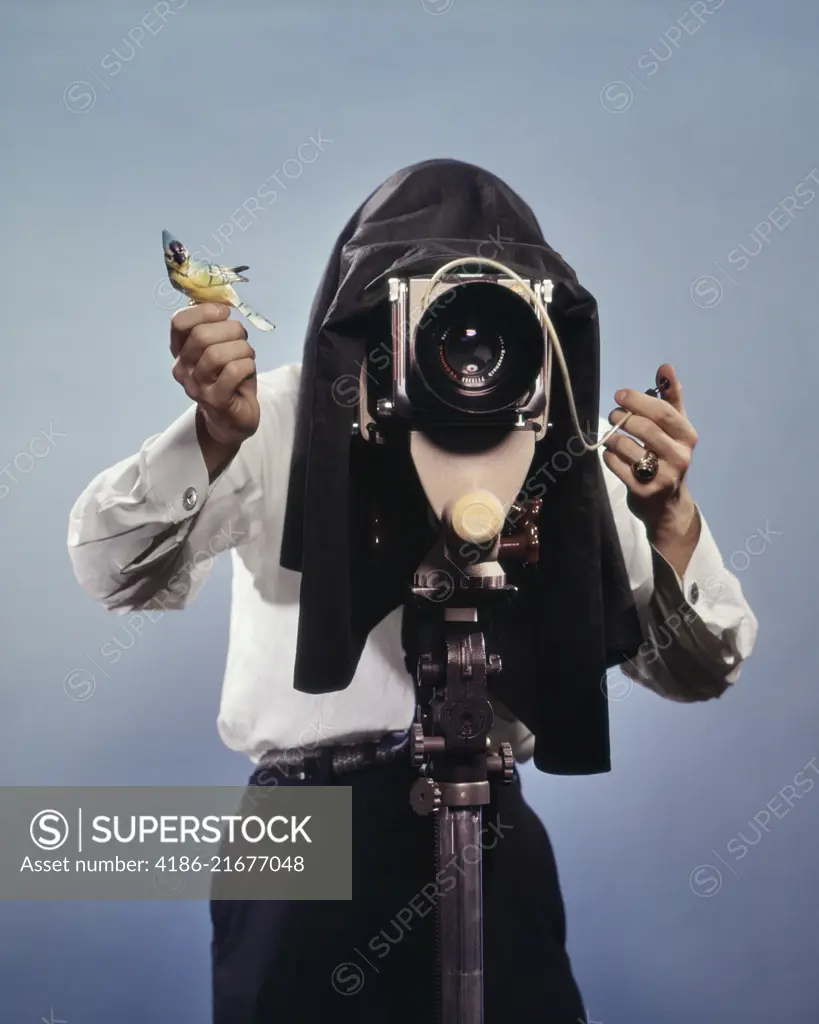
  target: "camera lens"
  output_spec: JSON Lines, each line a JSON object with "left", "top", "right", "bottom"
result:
{"left": 440, "top": 325, "right": 505, "bottom": 386}
{"left": 414, "top": 280, "right": 544, "bottom": 416}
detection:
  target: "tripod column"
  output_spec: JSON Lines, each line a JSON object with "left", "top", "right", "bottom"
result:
{"left": 409, "top": 608, "right": 513, "bottom": 1024}
{"left": 436, "top": 798, "right": 486, "bottom": 1023}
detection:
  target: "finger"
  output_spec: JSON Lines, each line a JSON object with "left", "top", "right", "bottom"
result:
{"left": 600, "top": 429, "right": 646, "bottom": 465}
{"left": 656, "top": 363, "right": 685, "bottom": 417}
{"left": 613, "top": 388, "right": 697, "bottom": 446}
{"left": 201, "top": 357, "right": 257, "bottom": 409}
{"left": 601, "top": 448, "right": 638, "bottom": 490}
{"left": 179, "top": 319, "right": 251, "bottom": 367}
{"left": 190, "top": 339, "right": 256, "bottom": 386}
{"left": 172, "top": 339, "right": 254, "bottom": 401}
{"left": 607, "top": 410, "right": 691, "bottom": 471}
{"left": 170, "top": 303, "right": 232, "bottom": 357}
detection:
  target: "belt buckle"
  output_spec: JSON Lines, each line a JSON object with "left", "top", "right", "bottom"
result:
{"left": 269, "top": 759, "right": 307, "bottom": 781}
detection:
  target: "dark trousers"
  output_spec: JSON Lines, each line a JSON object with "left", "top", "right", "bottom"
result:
{"left": 211, "top": 755, "right": 587, "bottom": 1023}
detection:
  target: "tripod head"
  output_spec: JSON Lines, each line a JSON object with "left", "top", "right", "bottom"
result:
{"left": 408, "top": 496, "right": 542, "bottom": 811}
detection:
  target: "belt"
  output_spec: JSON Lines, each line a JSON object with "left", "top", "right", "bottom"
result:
{"left": 256, "top": 729, "right": 411, "bottom": 781}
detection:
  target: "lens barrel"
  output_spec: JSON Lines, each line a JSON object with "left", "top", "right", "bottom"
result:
{"left": 414, "top": 281, "right": 544, "bottom": 416}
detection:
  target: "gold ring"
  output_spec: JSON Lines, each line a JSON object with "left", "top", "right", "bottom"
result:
{"left": 632, "top": 449, "right": 659, "bottom": 482}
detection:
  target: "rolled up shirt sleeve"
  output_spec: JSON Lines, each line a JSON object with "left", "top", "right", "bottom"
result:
{"left": 602, "top": 439, "right": 758, "bottom": 701}
{"left": 67, "top": 402, "right": 267, "bottom": 613}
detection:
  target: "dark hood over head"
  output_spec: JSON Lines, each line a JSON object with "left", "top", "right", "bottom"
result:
{"left": 280, "top": 158, "right": 643, "bottom": 775}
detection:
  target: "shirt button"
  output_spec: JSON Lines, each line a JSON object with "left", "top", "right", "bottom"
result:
{"left": 688, "top": 581, "right": 699, "bottom": 605}
{"left": 182, "top": 486, "right": 198, "bottom": 511}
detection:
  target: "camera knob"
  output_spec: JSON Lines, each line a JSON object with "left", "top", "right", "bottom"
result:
{"left": 498, "top": 499, "right": 542, "bottom": 565}
{"left": 499, "top": 741, "right": 515, "bottom": 781}
{"left": 448, "top": 490, "right": 505, "bottom": 544}
{"left": 487, "top": 742, "right": 515, "bottom": 782}
{"left": 410, "top": 723, "right": 426, "bottom": 766}
{"left": 417, "top": 654, "right": 442, "bottom": 683}
{"left": 409, "top": 777, "right": 442, "bottom": 815}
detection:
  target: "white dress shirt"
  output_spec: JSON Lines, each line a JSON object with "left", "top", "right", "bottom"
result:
{"left": 67, "top": 362, "right": 758, "bottom": 764}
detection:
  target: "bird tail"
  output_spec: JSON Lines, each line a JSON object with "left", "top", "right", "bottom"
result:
{"left": 236, "top": 302, "right": 275, "bottom": 332}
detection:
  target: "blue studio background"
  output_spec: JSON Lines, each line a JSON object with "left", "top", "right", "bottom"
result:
{"left": 2, "top": 1, "right": 817, "bottom": 1021}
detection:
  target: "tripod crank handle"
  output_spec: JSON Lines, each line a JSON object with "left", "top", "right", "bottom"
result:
{"left": 486, "top": 741, "right": 515, "bottom": 782}
{"left": 410, "top": 722, "right": 446, "bottom": 767}
{"left": 409, "top": 777, "right": 442, "bottom": 815}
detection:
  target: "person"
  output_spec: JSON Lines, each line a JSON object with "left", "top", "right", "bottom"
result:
{"left": 67, "top": 160, "right": 758, "bottom": 1024}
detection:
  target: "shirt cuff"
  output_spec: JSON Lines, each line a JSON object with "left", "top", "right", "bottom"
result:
{"left": 648, "top": 507, "right": 747, "bottom": 659}
{"left": 650, "top": 506, "right": 724, "bottom": 610}
{"left": 142, "top": 405, "right": 211, "bottom": 525}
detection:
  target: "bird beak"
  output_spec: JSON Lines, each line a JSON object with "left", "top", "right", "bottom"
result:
{"left": 162, "top": 229, "right": 174, "bottom": 250}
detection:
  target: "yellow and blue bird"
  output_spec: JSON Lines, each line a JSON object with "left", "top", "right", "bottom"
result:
{"left": 161, "top": 229, "right": 275, "bottom": 331}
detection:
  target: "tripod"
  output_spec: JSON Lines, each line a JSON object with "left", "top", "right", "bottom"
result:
{"left": 408, "top": 500, "right": 541, "bottom": 1024}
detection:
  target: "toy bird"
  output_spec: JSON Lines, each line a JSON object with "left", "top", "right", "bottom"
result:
{"left": 161, "top": 229, "right": 275, "bottom": 331}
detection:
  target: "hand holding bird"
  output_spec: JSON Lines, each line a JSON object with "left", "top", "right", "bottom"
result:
{"left": 161, "top": 229, "right": 275, "bottom": 332}
{"left": 170, "top": 302, "right": 260, "bottom": 474}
